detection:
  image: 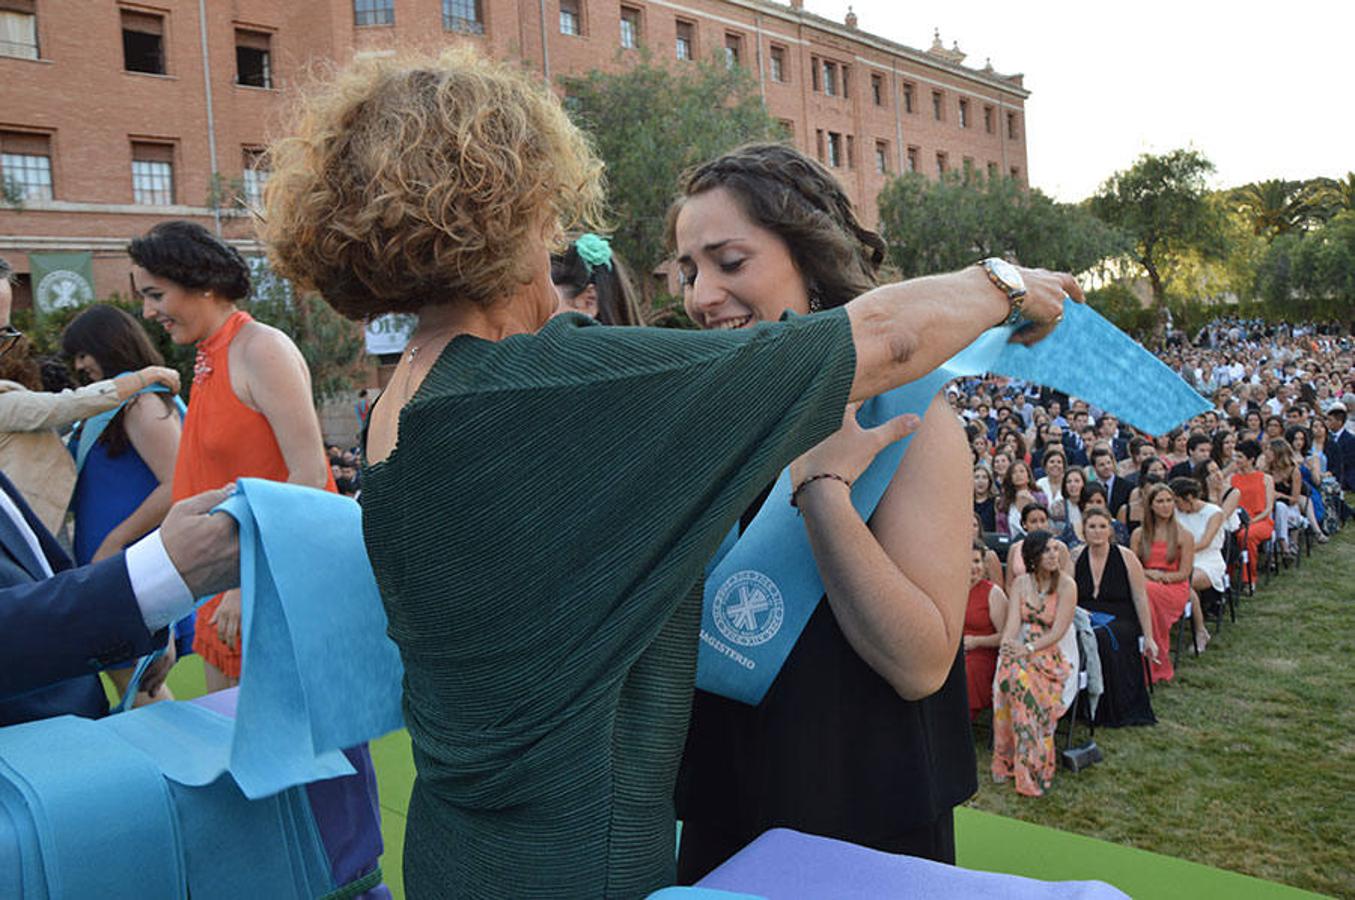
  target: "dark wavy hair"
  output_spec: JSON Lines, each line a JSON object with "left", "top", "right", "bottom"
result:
{"left": 127, "top": 220, "right": 251, "bottom": 300}
{"left": 550, "top": 238, "right": 644, "bottom": 327}
{"left": 61, "top": 305, "right": 172, "bottom": 457}
{"left": 666, "top": 142, "right": 885, "bottom": 310}
{"left": 1021, "top": 529, "right": 1055, "bottom": 586}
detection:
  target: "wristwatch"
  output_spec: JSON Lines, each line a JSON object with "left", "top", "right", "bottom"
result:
{"left": 1024, "top": 641, "right": 1035, "bottom": 653}
{"left": 978, "top": 258, "right": 1027, "bottom": 325}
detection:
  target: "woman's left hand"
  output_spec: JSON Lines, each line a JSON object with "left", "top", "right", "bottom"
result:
{"left": 789, "top": 403, "right": 921, "bottom": 491}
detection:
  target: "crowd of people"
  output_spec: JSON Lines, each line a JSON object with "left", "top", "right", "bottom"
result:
{"left": 0, "top": 45, "right": 1350, "bottom": 899}
{"left": 959, "top": 315, "right": 1354, "bottom": 796}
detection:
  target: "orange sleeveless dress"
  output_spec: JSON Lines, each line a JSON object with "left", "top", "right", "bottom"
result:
{"left": 172, "top": 310, "right": 335, "bottom": 677}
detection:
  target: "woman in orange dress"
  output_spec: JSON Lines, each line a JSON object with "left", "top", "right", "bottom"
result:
{"left": 1229, "top": 438, "right": 1275, "bottom": 589}
{"left": 1130, "top": 482, "right": 1194, "bottom": 684}
{"left": 130, "top": 221, "right": 335, "bottom": 691}
{"left": 963, "top": 540, "right": 1007, "bottom": 721}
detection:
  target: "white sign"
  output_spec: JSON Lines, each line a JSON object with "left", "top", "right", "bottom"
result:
{"left": 365, "top": 314, "right": 416, "bottom": 356}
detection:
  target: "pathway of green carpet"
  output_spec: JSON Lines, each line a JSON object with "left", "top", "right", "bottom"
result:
{"left": 157, "top": 524, "right": 1352, "bottom": 898}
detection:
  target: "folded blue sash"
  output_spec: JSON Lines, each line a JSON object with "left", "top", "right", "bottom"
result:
{"left": 215, "top": 478, "right": 405, "bottom": 799}
{"left": 698, "top": 300, "right": 1210, "bottom": 704}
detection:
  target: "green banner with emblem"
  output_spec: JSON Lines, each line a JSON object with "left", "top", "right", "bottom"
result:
{"left": 30, "top": 252, "right": 95, "bottom": 315}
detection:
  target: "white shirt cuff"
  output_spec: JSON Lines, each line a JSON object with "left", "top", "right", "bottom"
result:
{"left": 125, "top": 530, "right": 196, "bottom": 632}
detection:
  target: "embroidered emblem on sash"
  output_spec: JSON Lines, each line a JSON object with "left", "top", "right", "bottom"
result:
{"left": 712, "top": 570, "right": 785, "bottom": 647}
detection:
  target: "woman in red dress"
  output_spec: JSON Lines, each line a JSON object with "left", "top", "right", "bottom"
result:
{"left": 1130, "top": 482, "right": 1194, "bottom": 684}
{"left": 1229, "top": 438, "right": 1275, "bottom": 589}
{"left": 963, "top": 541, "right": 1007, "bottom": 721}
{"left": 130, "top": 221, "right": 335, "bottom": 692}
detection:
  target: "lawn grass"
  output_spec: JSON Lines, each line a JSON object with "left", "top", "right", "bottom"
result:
{"left": 967, "top": 525, "right": 1355, "bottom": 898}
{"left": 157, "top": 527, "right": 1353, "bottom": 899}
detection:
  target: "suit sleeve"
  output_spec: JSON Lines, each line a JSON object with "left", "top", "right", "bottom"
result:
{"left": 0, "top": 552, "right": 165, "bottom": 700}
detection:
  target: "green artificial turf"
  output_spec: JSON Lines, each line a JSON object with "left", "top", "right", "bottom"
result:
{"left": 150, "top": 524, "right": 1354, "bottom": 899}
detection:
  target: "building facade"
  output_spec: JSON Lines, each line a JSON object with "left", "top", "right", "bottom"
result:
{"left": 0, "top": 0, "right": 1028, "bottom": 306}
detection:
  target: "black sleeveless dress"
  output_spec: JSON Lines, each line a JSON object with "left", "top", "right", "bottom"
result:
{"left": 674, "top": 488, "right": 977, "bottom": 881}
{"left": 1074, "top": 547, "right": 1156, "bottom": 727}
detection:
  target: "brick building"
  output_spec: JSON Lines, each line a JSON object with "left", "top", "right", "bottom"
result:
{"left": 0, "top": 0, "right": 1028, "bottom": 306}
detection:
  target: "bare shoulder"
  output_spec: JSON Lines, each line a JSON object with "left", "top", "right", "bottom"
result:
{"left": 237, "top": 320, "right": 303, "bottom": 363}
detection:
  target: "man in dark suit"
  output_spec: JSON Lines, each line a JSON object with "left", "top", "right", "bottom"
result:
{"left": 1091, "top": 447, "right": 1132, "bottom": 518}
{"left": 1168, "top": 433, "right": 1214, "bottom": 481}
{"left": 0, "top": 473, "right": 238, "bottom": 724}
{"left": 1328, "top": 404, "right": 1355, "bottom": 494}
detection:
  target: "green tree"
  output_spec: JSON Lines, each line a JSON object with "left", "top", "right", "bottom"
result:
{"left": 559, "top": 52, "right": 784, "bottom": 300}
{"left": 876, "top": 171, "right": 1123, "bottom": 278}
{"left": 1256, "top": 210, "right": 1355, "bottom": 324}
{"left": 1230, "top": 179, "right": 1322, "bottom": 240}
{"left": 1087, "top": 149, "right": 1226, "bottom": 315}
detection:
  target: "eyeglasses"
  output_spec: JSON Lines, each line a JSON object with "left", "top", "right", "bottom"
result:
{"left": 0, "top": 326, "right": 21, "bottom": 358}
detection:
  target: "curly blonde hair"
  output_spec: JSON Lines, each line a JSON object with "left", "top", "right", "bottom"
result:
{"left": 260, "top": 48, "right": 606, "bottom": 319}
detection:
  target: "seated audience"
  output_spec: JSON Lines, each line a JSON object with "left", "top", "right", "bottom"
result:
{"left": 1131, "top": 483, "right": 1195, "bottom": 684}
{"left": 964, "top": 541, "right": 1008, "bottom": 722}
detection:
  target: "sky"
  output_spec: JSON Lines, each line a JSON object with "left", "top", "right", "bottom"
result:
{"left": 809, "top": 0, "right": 1354, "bottom": 202}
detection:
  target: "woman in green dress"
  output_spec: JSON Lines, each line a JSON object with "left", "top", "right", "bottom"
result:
{"left": 261, "top": 48, "right": 1079, "bottom": 898}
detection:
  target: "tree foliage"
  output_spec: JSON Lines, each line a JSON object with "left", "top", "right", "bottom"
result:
{"left": 1255, "top": 210, "right": 1355, "bottom": 323}
{"left": 559, "top": 53, "right": 784, "bottom": 298}
{"left": 1088, "top": 149, "right": 1225, "bottom": 308}
{"left": 876, "top": 171, "right": 1123, "bottom": 278}
{"left": 1228, "top": 178, "right": 1325, "bottom": 240}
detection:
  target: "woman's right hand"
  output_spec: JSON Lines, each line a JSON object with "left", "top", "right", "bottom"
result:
{"left": 789, "top": 402, "right": 921, "bottom": 492}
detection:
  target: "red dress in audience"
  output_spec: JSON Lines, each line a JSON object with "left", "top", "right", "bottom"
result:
{"left": 963, "top": 579, "right": 999, "bottom": 720}
{"left": 1230, "top": 469, "right": 1273, "bottom": 586}
{"left": 1143, "top": 541, "right": 1188, "bottom": 684}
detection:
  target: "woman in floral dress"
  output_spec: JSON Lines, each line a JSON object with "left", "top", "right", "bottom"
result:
{"left": 992, "top": 529, "right": 1076, "bottom": 797}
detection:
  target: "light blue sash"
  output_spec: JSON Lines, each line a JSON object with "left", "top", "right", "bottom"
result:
{"left": 72, "top": 380, "right": 186, "bottom": 475}
{"left": 215, "top": 478, "right": 405, "bottom": 799}
{"left": 697, "top": 300, "right": 1209, "bottom": 705}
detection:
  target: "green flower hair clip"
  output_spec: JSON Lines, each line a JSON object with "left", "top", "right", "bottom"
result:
{"left": 574, "top": 233, "right": 613, "bottom": 273}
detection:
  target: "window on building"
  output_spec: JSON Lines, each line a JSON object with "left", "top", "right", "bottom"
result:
{"left": 931, "top": 90, "right": 943, "bottom": 121}
{"left": 815, "top": 129, "right": 824, "bottom": 162}
{"left": 675, "top": 19, "right": 693, "bottom": 61}
{"left": 810, "top": 55, "right": 820, "bottom": 91}
{"left": 131, "top": 141, "right": 174, "bottom": 205}
{"left": 845, "top": 135, "right": 854, "bottom": 169}
{"left": 122, "top": 9, "right": 165, "bottom": 75}
{"left": 1008, "top": 111, "right": 1019, "bottom": 139}
{"left": 0, "top": 130, "right": 53, "bottom": 201}
{"left": 0, "top": 1, "right": 39, "bottom": 60}
{"left": 984, "top": 104, "right": 994, "bottom": 134}
{"left": 724, "top": 33, "right": 741, "bottom": 68}
{"left": 353, "top": 0, "right": 394, "bottom": 26}
{"left": 559, "top": 0, "right": 581, "bottom": 36}
{"left": 874, "top": 140, "right": 888, "bottom": 175}
{"left": 870, "top": 73, "right": 883, "bottom": 106}
{"left": 443, "top": 0, "right": 484, "bottom": 34}
{"left": 235, "top": 29, "right": 272, "bottom": 88}
{"left": 1010, "top": 165, "right": 1021, "bottom": 181}
{"left": 936, "top": 151, "right": 947, "bottom": 177}
{"left": 769, "top": 44, "right": 786, "bottom": 82}
{"left": 841, "top": 65, "right": 850, "bottom": 98}
{"left": 242, "top": 147, "right": 269, "bottom": 208}
{"left": 619, "top": 5, "right": 639, "bottom": 49}
{"left": 906, "top": 146, "right": 918, "bottom": 172}
{"left": 902, "top": 81, "right": 914, "bottom": 114}
{"left": 822, "top": 60, "right": 837, "bottom": 97}
{"left": 958, "top": 98, "right": 969, "bottom": 128}
{"left": 987, "top": 161, "right": 998, "bottom": 180}
{"left": 827, "top": 132, "right": 842, "bottom": 168}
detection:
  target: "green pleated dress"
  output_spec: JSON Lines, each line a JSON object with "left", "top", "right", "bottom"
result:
{"left": 360, "top": 310, "right": 856, "bottom": 898}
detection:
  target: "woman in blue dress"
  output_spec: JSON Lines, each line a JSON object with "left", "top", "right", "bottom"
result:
{"left": 63, "top": 305, "right": 187, "bottom": 705}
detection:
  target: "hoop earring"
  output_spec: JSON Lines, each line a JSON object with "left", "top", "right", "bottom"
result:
{"left": 808, "top": 282, "right": 824, "bottom": 313}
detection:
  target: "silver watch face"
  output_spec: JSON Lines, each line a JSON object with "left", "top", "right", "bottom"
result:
{"left": 988, "top": 258, "right": 1024, "bottom": 293}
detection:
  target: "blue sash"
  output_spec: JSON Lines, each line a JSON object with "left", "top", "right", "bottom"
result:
{"left": 72, "top": 379, "right": 186, "bottom": 475}
{"left": 697, "top": 300, "right": 1209, "bottom": 704}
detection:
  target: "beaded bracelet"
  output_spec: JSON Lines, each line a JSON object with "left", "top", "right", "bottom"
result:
{"left": 790, "top": 472, "right": 853, "bottom": 509}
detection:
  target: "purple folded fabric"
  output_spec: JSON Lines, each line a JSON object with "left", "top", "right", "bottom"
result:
{"left": 697, "top": 829, "right": 1128, "bottom": 899}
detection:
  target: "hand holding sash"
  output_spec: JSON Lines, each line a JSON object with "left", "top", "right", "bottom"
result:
{"left": 789, "top": 402, "right": 922, "bottom": 492}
